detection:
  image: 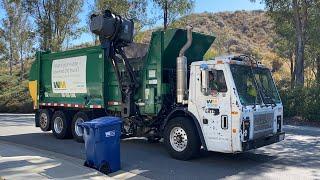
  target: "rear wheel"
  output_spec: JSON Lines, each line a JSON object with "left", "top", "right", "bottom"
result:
{"left": 164, "top": 117, "right": 200, "bottom": 160}
{"left": 72, "top": 111, "right": 89, "bottom": 142}
{"left": 39, "top": 109, "right": 52, "bottom": 131}
{"left": 52, "top": 111, "right": 72, "bottom": 139}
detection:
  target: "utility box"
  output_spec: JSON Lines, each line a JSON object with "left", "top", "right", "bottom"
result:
{"left": 80, "top": 116, "right": 122, "bottom": 174}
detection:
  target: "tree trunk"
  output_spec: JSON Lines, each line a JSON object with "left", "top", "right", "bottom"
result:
{"left": 294, "top": 35, "right": 305, "bottom": 87}
{"left": 48, "top": 1, "right": 53, "bottom": 50}
{"left": 8, "top": 22, "right": 13, "bottom": 76}
{"left": 290, "top": 53, "right": 295, "bottom": 89}
{"left": 292, "top": 0, "right": 306, "bottom": 87}
{"left": 9, "top": 53, "right": 13, "bottom": 76}
{"left": 163, "top": 0, "right": 168, "bottom": 30}
{"left": 20, "top": 45, "right": 24, "bottom": 81}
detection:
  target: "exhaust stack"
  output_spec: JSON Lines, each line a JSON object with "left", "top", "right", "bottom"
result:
{"left": 177, "top": 26, "right": 193, "bottom": 104}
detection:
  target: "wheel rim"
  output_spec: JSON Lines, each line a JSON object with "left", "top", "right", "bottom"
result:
{"left": 39, "top": 113, "right": 48, "bottom": 128}
{"left": 170, "top": 127, "right": 188, "bottom": 152}
{"left": 54, "top": 117, "right": 63, "bottom": 134}
{"left": 75, "top": 118, "right": 84, "bottom": 137}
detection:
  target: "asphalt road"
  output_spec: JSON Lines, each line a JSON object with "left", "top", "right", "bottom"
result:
{"left": 0, "top": 114, "right": 319, "bottom": 179}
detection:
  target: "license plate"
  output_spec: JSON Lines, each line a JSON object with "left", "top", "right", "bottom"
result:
{"left": 279, "top": 134, "right": 285, "bottom": 141}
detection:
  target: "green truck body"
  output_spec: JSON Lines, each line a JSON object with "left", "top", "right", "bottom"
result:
{"left": 29, "top": 29, "right": 215, "bottom": 116}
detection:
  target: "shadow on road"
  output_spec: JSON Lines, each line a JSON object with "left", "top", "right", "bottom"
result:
{"left": 0, "top": 115, "right": 319, "bottom": 179}
{"left": 0, "top": 116, "right": 34, "bottom": 127}
{"left": 0, "top": 142, "right": 106, "bottom": 179}
{"left": 0, "top": 132, "right": 286, "bottom": 179}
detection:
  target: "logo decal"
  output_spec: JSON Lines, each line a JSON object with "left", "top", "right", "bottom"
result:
{"left": 105, "top": 130, "right": 115, "bottom": 137}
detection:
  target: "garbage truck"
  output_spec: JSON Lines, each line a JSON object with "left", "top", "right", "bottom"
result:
{"left": 28, "top": 10, "right": 285, "bottom": 160}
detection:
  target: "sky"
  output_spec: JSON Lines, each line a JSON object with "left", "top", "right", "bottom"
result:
{"left": 194, "top": 0, "right": 264, "bottom": 13}
{"left": 0, "top": 0, "right": 265, "bottom": 46}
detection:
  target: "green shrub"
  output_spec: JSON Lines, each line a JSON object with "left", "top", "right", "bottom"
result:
{"left": 280, "top": 85, "right": 320, "bottom": 121}
{"left": 0, "top": 73, "right": 33, "bottom": 113}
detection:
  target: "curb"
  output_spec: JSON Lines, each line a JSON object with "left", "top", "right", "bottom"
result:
{"left": 0, "top": 140, "right": 150, "bottom": 179}
{"left": 0, "top": 140, "right": 109, "bottom": 179}
{"left": 284, "top": 125, "right": 320, "bottom": 132}
{"left": 0, "top": 139, "right": 87, "bottom": 170}
{"left": 0, "top": 113, "right": 35, "bottom": 116}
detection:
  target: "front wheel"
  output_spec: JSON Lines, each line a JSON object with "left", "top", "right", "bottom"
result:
{"left": 164, "top": 117, "right": 201, "bottom": 160}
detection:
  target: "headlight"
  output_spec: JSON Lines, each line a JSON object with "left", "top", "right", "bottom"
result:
{"left": 277, "top": 115, "right": 282, "bottom": 132}
{"left": 242, "top": 117, "right": 250, "bottom": 142}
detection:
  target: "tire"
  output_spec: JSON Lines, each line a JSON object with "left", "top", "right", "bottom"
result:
{"left": 72, "top": 111, "right": 89, "bottom": 142}
{"left": 39, "top": 109, "right": 52, "bottom": 131}
{"left": 164, "top": 117, "right": 201, "bottom": 160}
{"left": 52, "top": 111, "right": 72, "bottom": 139}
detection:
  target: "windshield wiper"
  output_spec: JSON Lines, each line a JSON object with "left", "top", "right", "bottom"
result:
{"left": 256, "top": 81, "right": 277, "bottom": 107}
{"left": 249, "top": 67, "right": 263, "bottom": 108}
{"left": 255, "top": 74, "right": 277, "bottom": 107}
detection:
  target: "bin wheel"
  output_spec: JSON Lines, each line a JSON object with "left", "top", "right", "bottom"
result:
{"left": 72, "top": 112, "right": 89, "bottom": 143}
{"left": 52, "top": 111, "right": 72, "bottom": 139}
{"left": 84, "top": 161, "right": 90, "bottom": 168}
{"left": 99, "top": 163, "right": 111, "bottom": 174}
{"left": 39, "top": 109, "right": 52, "bottom": 131}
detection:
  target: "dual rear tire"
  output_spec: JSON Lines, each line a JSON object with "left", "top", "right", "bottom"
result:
{"left": 39, "top": 109, "right": 52, "bottom": 131}
{"left": 39, "top": 109, "right": 88, "bottom": 142}
{"left": 52, "top": 111, "right": 72, "bottom": 139}
{"left": 71, "top": 112, "right": 89, "bottom": 142}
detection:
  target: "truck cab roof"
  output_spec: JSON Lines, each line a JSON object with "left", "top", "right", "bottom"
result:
{"left": 191, "top": 54, "right": 267, "bottom": 69}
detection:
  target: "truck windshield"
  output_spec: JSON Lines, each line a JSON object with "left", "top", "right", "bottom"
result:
{"left": 230, "top": 64, "right": 281, "bottom": 106}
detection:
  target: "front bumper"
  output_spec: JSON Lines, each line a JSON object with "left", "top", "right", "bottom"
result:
{"left": 242, "top": 132, "right": 285, "bottom": 151}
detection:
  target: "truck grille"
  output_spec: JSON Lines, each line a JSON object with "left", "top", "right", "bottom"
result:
{"left": 253, "top": 113, "right": 274, "bottom": 138}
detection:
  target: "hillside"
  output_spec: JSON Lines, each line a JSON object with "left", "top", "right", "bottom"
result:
{"left": 137, "top": 10, "right": 274, "bottom": 56}
{"left": 135, "top": 10, "right": 288, "bottom": 81}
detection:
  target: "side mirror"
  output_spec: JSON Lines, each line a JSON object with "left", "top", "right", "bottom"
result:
{"left": 201, "top": 69, "right": 209, "bottom": 95}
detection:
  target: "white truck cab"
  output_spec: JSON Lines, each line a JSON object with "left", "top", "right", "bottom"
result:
{"left": 187, "top": 54, "right": 285, "bottom": 153}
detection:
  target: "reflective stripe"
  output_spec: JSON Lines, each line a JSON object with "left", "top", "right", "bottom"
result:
{"left": 108, "top": 101, "right": 121, "bottom": 106}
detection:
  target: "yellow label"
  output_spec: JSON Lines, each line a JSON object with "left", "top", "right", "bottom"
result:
{"left": 28, "top": 80, "right": 38, "bottom": 109}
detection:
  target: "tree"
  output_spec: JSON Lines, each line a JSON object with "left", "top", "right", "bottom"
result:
{"left": 24, "top": 0, "right": 84, "bottom": 51}
{"left": 1, "top": 0, "right": 34, "bottom": 77}
{"left": 0, "top": 28, "right": 7, "bottom": 62}
{"left": 93, "top": 0, "right": 148, "bottom": 32}
{"left": 291, "top": 0, "right": 309, "bottom": 87}
{"left": 268, "top": 2, "right": 296, "bottom": 88}
{"left": 17, "top": 21, "right": 34, "bottom": 80}
{"left": 152, "top": 0, "right": 194, "bottom": 30}
{"left": 256, "top": 0, "right": 313, "bottom": 87}
{"left": 1, "top": 0, "right": 18, "bottom": 75}
{"left": 306, "top": 1, "right": 320, "bottom": 84}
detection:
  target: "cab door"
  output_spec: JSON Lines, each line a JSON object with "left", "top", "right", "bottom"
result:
{"left": 195, "top": 64, "right": 232, "bottom": 152}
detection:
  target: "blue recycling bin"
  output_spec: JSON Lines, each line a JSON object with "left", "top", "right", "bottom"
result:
{"left": 80, "top": 116, "right": 122, "bottom": 174}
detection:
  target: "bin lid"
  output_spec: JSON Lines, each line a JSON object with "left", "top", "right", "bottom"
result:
{"left": 80, "top": 116, "right": 122, "bottom": 128}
